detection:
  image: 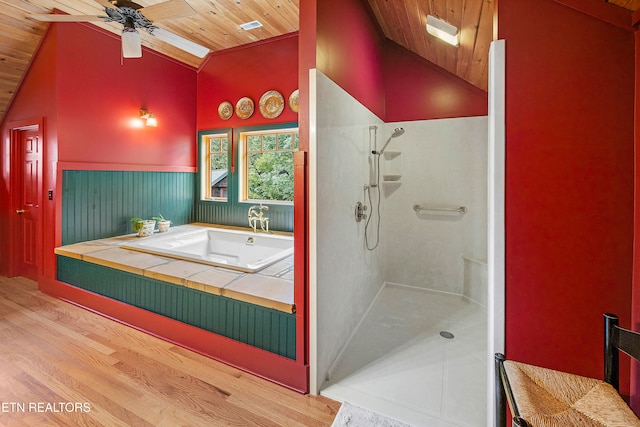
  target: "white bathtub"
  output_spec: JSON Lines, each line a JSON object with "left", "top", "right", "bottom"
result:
{"left": 122, "top": 225, "right": 293, "bottom": 273}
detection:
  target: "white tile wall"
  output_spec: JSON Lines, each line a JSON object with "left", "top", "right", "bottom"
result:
{"left": 381, "top": 117, "right": 488, "bottom": 294}
{"left": 315, "top": 71, "right": 385, "bottom": 389}
{"left": 463, "top": 256, "right": 488, "bottom": 307}
{"left": 314, "top": 71, "right": 488, "bottom": 393}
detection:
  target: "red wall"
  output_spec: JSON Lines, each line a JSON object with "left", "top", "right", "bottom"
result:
{"left": 316, "top": 0, "right": 386, "bottom": 119}
{"left": 197, "top": 33, "right": 299, "bottom": 130}
{"left": 0, "top": 22, "right": 197, "bottom": 281}
{"left": 633, "top": 24, "right": 640, "bottom": 412}
{"left": 0, "top": 26, "right": 59, "bottom": 277}
{"left": 55, "top": 24, "right": 197, "bottom": 167}
{"left": 383, "top": 41, "right": 487, "bottom": 121}
{"left": 499, "top": 0, "right": 635, "bottom": 395}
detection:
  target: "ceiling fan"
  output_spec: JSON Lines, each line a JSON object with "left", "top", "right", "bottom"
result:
{"left": 31, "top": 0, "right": 209, "bottom": 59}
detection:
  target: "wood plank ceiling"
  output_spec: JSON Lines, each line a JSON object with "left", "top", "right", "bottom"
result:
{"left": 0, "top": 0, "right": 637, "bottom": 122}
{"left": 366, "top": 0, "right": 494, "bottom": 92}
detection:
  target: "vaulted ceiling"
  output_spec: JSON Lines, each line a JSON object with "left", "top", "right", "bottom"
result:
{"left": 0, "top": 0, "right": 637, "bottom": 122}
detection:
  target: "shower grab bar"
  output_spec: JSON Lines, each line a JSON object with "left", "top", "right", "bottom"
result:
{"left": 413, "top": 204, "right": 467, "bottom": 214}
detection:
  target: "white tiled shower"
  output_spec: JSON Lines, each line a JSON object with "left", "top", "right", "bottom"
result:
{"left": 311, "top": 70, "right": 488, "bottom": 426}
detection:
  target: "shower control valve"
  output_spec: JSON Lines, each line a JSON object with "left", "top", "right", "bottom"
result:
{"left": 355, "top": 202, "right": 367, "bottom": 222}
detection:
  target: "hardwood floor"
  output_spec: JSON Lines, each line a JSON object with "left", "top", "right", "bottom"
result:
{"left": 0, "top": 276, "right": 340, "bottom": 426}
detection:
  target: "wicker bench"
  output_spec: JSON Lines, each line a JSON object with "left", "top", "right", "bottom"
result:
{"left": 495, "top": 313, "right": 640, "bottom": 427}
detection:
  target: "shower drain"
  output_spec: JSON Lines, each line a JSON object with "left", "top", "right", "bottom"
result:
{"left": 439, "top": 331, "right": 455, "bottom": 339}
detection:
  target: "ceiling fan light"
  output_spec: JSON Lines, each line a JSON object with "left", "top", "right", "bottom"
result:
{"left": 426, "top": 15, "right": 459, "bottom": 46}
{"left": 122, "top": 27, "right": 142, "bottom": 58}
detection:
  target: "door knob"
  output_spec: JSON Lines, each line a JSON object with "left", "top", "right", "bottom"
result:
{"left": 16, "top": 209, "right": 25, "bottom": 214}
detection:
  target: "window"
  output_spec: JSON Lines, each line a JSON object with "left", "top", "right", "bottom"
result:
{"left": 240, "top": 128, "right": 299, "bottom": 203}
{"left": 201, "top": 132, "right": 229, "bottom": 201}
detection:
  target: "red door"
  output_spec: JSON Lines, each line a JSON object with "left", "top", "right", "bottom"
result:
{"left": 15, "top": 129, "right": 42, "bottom": 281}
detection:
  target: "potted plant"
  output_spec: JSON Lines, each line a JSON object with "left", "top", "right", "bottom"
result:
{"left": 153, "top": 213, "right": 171, "bottom": 233}
{"left": 130, "top": 217, "right": 156, "bottom": 237}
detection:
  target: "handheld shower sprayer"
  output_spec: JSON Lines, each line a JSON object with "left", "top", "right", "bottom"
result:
{"left": 372, "top": 127, "right": 405, "bottom": 155}
{"left": 365, "top": 126, "right": 405, "bottom": 251}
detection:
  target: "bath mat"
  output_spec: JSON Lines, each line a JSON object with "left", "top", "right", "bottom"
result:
{"left": 331, "top": 402, "right": 411, "bottom": 427}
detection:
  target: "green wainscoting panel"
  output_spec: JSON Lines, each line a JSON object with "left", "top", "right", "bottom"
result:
{"left": 56, "top": 256, "right": 296, "bottom": 359}
{"left": 194, "top": 200, "right": 293, "bottom": 232}
{"left": 62, "top": 170, "right": 195, "bottom": 245}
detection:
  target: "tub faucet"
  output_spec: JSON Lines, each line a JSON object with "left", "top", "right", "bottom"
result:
{"left": 248, "top": 204, "right": 269, "bottom": 233}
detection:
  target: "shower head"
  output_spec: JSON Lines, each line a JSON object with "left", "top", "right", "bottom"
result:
{"left": 391, "top": 127, "right": 405, "bottom": 138}
{"left": 372, "top": 127, "right": 405, "bottom": 155}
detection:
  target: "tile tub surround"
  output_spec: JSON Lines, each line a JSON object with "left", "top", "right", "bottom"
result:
{"left": 54, "top": 224, "right": 294, "bottom": 313}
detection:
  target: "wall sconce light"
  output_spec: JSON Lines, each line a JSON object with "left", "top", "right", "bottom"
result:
{"left": 426, "top": 15, "right": 459, "bottom": 47}
{"left": 139, "top": 109, "right": 157, "bottom": 127}
{"left": 146, "top": 113, "right": 157, "bottom": 127}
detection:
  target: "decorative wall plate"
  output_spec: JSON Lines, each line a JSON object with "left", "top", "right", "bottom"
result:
{"left": 289, "top": 89, "right": 299, "bottom": 113}
{"left": 218, "top": 101, "right": 233, "bottom": 120}
{"left": 259, "top": 90, "right": 285, "bottom": 119}
{"left": 235, "top": 97, "right": 254, "bottom": 119}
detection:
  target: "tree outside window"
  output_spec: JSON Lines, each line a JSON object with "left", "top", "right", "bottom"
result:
{"left": 243, "top": 129, "right": 298, "bottom": 203}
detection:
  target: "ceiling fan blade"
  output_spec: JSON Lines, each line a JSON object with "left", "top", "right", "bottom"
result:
{"left": 31, "top": 14, "right": 104, "bottom": 22}
{"left": 122, "top": 28, "right": 142, "bottom": 58}
{"left": 93, "top": 0, "right": 118, "bottom": 10}
{"left": 147, "top": 27, "right": 209, "bottom": 58}
{"left": 139, "top": 0, "right": 196, "bottom": 22}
